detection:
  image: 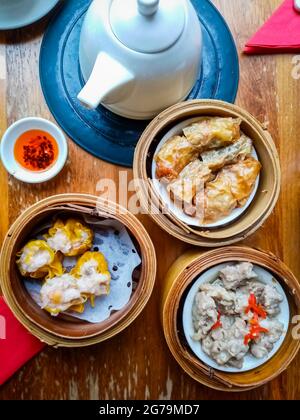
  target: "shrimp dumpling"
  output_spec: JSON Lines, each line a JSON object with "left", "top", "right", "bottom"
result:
{"left": 71, "top": 251, "right": 111, "bottom": 305}
{"left": 45, "top": 219, "right": 93, "bottom": 257}
{"left": 40, "top": 274, "right": 87, "bottom": 316}
{"left": 17, "top": 240, "right": 63, "bottom": 279}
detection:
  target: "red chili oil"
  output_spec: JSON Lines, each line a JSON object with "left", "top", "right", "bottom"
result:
{"left": 14, "top": 130, "right": 59, "bottom": 172}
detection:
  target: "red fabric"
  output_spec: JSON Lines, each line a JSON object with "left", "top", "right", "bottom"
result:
{"left": 244, "top": 0, "right": 300, "bottom": 54}
{"left": 0, "top": 296, "right": 45, "bottom": 386}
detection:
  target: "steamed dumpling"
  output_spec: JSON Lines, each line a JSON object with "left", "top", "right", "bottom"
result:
{"left": 45, "top": 219, "right": 93, "bottom": 257}
{"left": 71, "top": 251, "right": 111, "bottom": 304}
{"left": 40, "top": 273, "right": 87, "bottom": 316}
{"left": 40, "top": 252, "right": 111, "bottom": 316}
{"left": 16, "top": 240, "right": 63, "bottom": 279}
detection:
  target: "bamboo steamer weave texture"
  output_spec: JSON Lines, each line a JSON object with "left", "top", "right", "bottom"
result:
{"left": 161, "top": 247, "right": 300, "bottom": 391}
{"left": 133, "top": 100, "right": 281, "bottom": 247}
{"left": 0, "top": 194, "right": 157, "bottom": 348}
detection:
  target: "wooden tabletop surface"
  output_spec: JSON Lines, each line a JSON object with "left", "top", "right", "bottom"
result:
{"left": 0, "top": 0, "right": 299, "bottom": 400}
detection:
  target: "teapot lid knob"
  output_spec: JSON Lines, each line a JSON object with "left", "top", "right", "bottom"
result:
{"left": 110, "top": 0, "right": 185, "bottom": 54}
{"left": 137, "top": 0, "right": 159, "bottom": 16}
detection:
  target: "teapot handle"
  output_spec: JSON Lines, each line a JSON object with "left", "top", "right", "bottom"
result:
{"left": 137, "top": 0, "right": 159, "bottom": 16}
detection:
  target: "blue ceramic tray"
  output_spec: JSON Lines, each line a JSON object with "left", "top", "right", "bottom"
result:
{"left": 40, "top": 0, "right": 239, "bottom": 168}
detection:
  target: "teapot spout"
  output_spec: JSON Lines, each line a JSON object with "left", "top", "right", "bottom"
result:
{"left": 78, "top": 52, "right": 134, "bottom": 109}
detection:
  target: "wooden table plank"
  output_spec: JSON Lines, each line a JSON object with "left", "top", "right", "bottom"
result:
{"left": 0, "top": 32, "right": 8, "bottom": 251}
{"left": 0, "top": 0, "right": 299, "bottom": 400}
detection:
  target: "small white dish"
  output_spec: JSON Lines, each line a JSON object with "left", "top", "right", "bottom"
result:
{"left": 0, "top": 0, "right": 60, "bottom": 31}
{"left": 152, "top": 117, "right": 260, "bottom": 228}
{"left": 182, "top": 263, "right": 290, "bottom": 373}
{"left": 0, "top": 117, "right": 68, "bottom": 183}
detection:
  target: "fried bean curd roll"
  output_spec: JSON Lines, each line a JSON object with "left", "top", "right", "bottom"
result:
{"left": 200, "top": 134, "right": 253, "bottom": 171}
{"left": 196, "top": 157, "right": 261, "bottom": 224}
{"left": 183, "top": 117, "right": 242, "bottom": 150}
{"left": 155, "top": 135, "right": 199, "bottom": 180}
{"left": 168, "top": 160, "right": 213, "bottom": 216}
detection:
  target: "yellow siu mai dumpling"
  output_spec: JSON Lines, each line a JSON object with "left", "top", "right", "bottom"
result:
{"left": 45, "top": 219, "right": 93, "bottom": 257}
{"left": 40, "top": 274, "right": 87, "bottom": 316}
{"left": 16, "top": 240, "right": 63, "bottom": 279}
{"left": 71, "top": 251, "right": 111, "bottom": 305}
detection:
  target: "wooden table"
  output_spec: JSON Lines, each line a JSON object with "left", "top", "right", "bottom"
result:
{"left": 0, "top": 0, "right": 299, "bottom": 400}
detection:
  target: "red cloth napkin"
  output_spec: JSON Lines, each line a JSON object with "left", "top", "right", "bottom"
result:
{"left": 0, "top": 296, "right": 45, "bottom": 386}
{"left": 244, "top": 0, "right": 300, "bottom": 54}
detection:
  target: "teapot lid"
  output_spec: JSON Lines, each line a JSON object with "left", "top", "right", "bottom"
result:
{"left": 110, "top": 0, "right": 186, "bottom": 54}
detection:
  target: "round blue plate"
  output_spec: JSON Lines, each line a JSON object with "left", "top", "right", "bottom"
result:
{"left": 40, "top": 0, "right": 239, "bottom": 168}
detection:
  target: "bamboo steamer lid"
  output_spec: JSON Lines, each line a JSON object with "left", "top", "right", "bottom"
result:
{"left": 161, "top": 247, "right": 300, "bottom": 391}
{"left": 134, "top": 100, "right": 281, "bottom": 247}
{"left": 0, "top": 194, "right": 157, "bottom": 347}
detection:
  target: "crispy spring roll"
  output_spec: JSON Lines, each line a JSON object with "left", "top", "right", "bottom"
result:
{"left": 167, "top": 160, "right": 212, "bottom": 215}
{"left": 200, "top": 134, "right": 253, "bottom": 171}
{"left": 183, "top": 117, "right": 242, "bottom": 150}
{"left": 155, "top": 135, "right": 198, "bottom": 180}
{"left": 195, "top": 157, "right": 261, "bottom": 224}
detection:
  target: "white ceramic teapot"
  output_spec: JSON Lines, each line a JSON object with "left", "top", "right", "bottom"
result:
{"left": 78, "top": 0, "right": 202, "bottom": 120}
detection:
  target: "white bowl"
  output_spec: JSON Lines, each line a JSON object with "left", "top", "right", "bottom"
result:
{"left": 182, "top": 263, "right": 289, "bottom": 373}
{"left": 152, "top": 117, "right": 260, "bottom": 228}
{"left": 0, "top": 117, "right": 68, "bottom": 183}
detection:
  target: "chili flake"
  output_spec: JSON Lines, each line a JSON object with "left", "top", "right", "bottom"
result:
{"left": 14, "top": 129, "right": 59, "bottom": 172}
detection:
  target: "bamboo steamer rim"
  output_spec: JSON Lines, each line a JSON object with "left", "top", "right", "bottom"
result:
{"left": 0, "top": 194, "right": 157, "bottom": 347}
{"left": 161, "top": 246, "right": 300, "bottom": 391}
{"left": 133, "top": 99, "right": 281, "bottom": 247}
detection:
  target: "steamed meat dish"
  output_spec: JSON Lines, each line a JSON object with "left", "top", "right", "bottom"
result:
{"left": 250, "top": 320, "right": 284, "bottom": 358}
{"left": 167, "top": 160, "right": 212, "bottom": 214}
{"left": 202, "top": 317, "right": 249, "bottom": 368}
{"left": 219, "top": 262, "right": 258, "bottom": 290}
{"left": 192, "top": 262, "right": 285, "bottom": 369}
{"left": 192, "top": 292, "right": 218, "bottom": 340}
{"left": 45, "top": 218, "right": 93, "bottom": 257}
{"left": 200, "top": 135, "right": 252, "bottom": 171}
{"left": 41, "top": 251, "right": 111, "bottom": 316}
{"left": 155, "top": 135, "right": 198, "bottom": 180}
{"left": 183, "top": 117, "right": 241, "bottom": 149}
{"left": 17, "top": 240, "right": 63, "bottom": 279}
{"left": 199, "top": 157, "right": 261, "bottom": 224}
{"left": 155, "top": 116, "right": 261, "bottom": 225}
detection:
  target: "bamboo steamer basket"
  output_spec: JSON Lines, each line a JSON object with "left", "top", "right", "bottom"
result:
{"left": 134, "top": 100, "right": 281, "bottom": 247}
{"left": 161, "top": 247, "right": 300, "bottom": 391}
{"left": 0, "top": 194, "right": 157, "bottom": 347}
